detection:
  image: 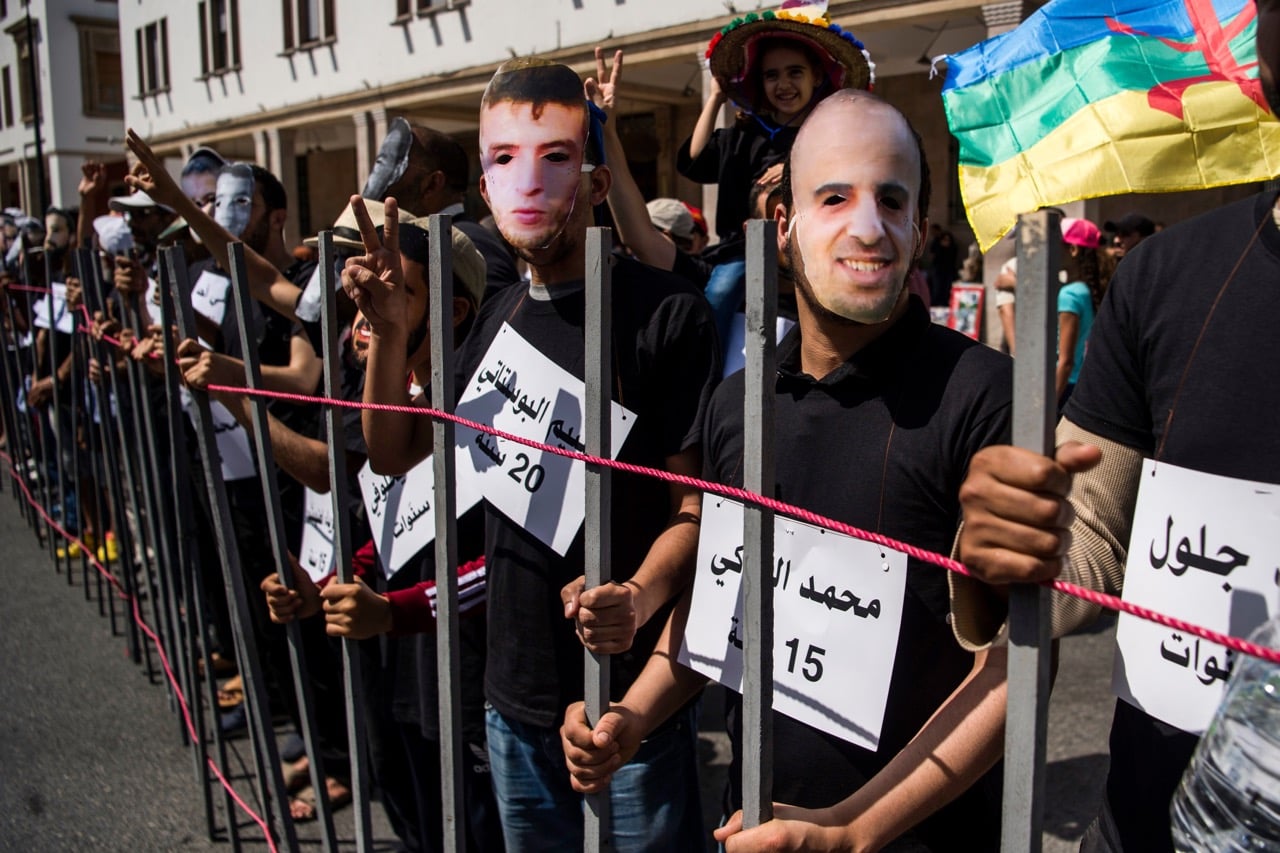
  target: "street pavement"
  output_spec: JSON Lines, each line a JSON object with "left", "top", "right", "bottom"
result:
{"left": 0, "top": 469, "right": 1117, "bottom": 851}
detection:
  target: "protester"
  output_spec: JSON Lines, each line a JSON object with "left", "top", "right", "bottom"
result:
{"left": 1056, "top": 216, "right": 1103, "bottom": 407}
{"left": 346, "top": 57, "right": 720, "bottom": 850}
{"left": 1103, "top": 211, "right": 1155, "bottom": 258}
{"left": 952, "top": 4, "right": 1280, "bottom": 851}
{"left": 562, "top": 89, "right": 1009, "bottom": 852}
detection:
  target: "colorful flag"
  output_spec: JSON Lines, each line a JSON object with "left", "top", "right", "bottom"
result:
{"left": 942, "top": 0, "right": 1280, "bottom": 250}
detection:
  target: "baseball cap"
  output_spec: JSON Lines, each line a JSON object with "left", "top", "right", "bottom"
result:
{"left": 1061, "top": 217, "right": 1102, "bottom": 249}
{"left": 1103, "top": 212, "right": 1156, "bottom": 238}
{"left": 108, "top": 190, "right": 174, "bottom": 214}
{"left": 646, "top": 198, "right": 695, "bottom": 240}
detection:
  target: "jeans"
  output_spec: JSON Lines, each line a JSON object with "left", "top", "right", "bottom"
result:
{"left": 704, "top": 259, "right": 746, "bottom": 352}
{"left": 486, "top": 703, "right": 704, "bottom": 852}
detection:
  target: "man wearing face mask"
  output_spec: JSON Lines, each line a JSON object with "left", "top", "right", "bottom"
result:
{"left": 561, "top": 90, "right": 1010, "bottom": 852}
{"left": 349, "top": 58, "right": 720, "bottom": 851}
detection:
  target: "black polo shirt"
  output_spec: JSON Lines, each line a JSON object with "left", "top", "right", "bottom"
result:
{"left": 704, "top": 295, "right": 1010, "bottom": 850}
{"left": 455, "top": 255, "right": 721, "bottom": 728}
{"left": 1064, "top": 191, "right": 1280, "bottom": 852}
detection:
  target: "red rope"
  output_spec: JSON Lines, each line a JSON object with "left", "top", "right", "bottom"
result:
{"left": 203, "top": 382, "right": 1280, "bottom": 667}
{"left": 0, "top": 450, "right": 280, "bottom": 853}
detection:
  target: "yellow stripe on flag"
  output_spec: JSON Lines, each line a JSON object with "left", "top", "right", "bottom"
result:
{"left": 962, "top": 81, "right": 1280, "bottom": 250}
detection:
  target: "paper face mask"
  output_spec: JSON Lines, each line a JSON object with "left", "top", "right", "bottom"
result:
{"left": 214, "top": 165, "right": 255, "bottom": 240}
{"left": 363, "top": 117, "right": 414, "bottom": 202}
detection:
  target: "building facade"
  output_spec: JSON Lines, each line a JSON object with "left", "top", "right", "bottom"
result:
{"left": 0, "top": 0, "right": 124, "bottom": 213}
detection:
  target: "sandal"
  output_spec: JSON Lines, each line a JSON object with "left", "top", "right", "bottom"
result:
{"left": 289, "top": 778, "right": 351, "bottom": 822}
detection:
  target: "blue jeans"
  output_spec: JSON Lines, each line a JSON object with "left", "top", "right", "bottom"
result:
{"left": 704, "top": 259, "right": 746, "bottom": 351}
{"left": 486, "top": 703, "right": 704, "bottom": 852}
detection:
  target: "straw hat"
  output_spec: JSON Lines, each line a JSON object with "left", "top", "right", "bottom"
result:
{"left": 706, "top": 0, "right": 874, "bottom": 114}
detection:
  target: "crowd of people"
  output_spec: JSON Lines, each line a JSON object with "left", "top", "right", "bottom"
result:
{"left": 1, "top": 0, "right": 1278, "bottom": 851}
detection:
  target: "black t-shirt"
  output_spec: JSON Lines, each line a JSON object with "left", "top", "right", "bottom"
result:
{"left": 677, "top": 120, "right": 798, "bottom": 244}
{"left": 670, "top": 248, "right": 713, "bottom": 290}
{"left": 454, "top": 217, "right": 521, "bottom": 306}
{"left": 704, "top": 296, "right": 1010, "bottom": 850}
{"left": 1064, "top": 191, "right": 1280, "bottom": 852}
{"left": 454, "top": 255, "right": 721, "bottom": 727}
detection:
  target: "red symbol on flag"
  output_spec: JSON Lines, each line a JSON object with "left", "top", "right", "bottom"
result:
{"left": 1106, "top": 0, "right": 1269, "bottom": 118}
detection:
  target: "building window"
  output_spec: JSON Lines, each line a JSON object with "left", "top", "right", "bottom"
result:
{"left": 11, "top": 19, "right": 37, "bottom": 124}
{"left": 0, "top": 66, "right": 12, "bottom": 128}
{"left": 395, "top": 0, "right": 468, "bottom": 18}
{"left": 283, "top": 0, "right": 335, "bottom": 51}
{"left": 74, "top": 18, "right": 122, "bottom": 116}
{"left": 134, "top": 18, "right": 170, "bottom": 96}
{"left": 199, "top": 0, "right": 240, "bottom": 77}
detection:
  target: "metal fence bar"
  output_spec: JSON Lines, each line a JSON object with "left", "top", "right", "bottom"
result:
{"left": 71, "top": 251, "right": 109, "bottom": 616}
{"left": 317, "top": 230, "right": 374, "bottom": 853}
{"left": 741, "top": 218, "right": 778, "bottom": 828}
{"left": 66, "top": 285, "right": 91, "bottom": 601}
{"left": 154, "top": 250, "right": 227, "bottom": 845}
{"left": 44, "top": 254, "right": 75, "bottom": 581}
{"left": 80, "top": 255, "right": 143, "bottom": 664}
{"left": 166, "top": 245, "right": 300, "bottom": 852}
{"left": 0, "top": 279, "right": 34, "bottom": 522}
{"left": 427, "top": 215, "right": 466, "bottom": 853}
{"left": 1001, "top": 209, "right": 1062, "bottom": 853}
{"left": 22, "top": 253, "right": 56, "bottom": 554}
{"left": 227, "top": 241, "right": 341, "bottom": 851}
{"left": 583, "top": 226, "right": 615, "bottom": 852}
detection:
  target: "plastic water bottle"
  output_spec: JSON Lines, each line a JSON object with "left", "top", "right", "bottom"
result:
{"left": 1171, "top": 616, "right": 1280, "bottom": 851}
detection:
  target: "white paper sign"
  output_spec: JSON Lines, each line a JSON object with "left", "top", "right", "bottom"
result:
{"left": 453, "top": 323, "right": 636, "bottom": 555}
{"left": 722, "top": 312, "right": 796, "bottom": 379}
{"left": 358, "top": 457, "right": 436, "bottom": 580}
{"left": 191, "top": 269, "right": 232, "bottom": 326}
{"left": 298, "top": 487, "right": 337, "bottom": 583}
{"left": 182, "top": 398, "right": 255, "bottom": 482}
{"left": 679, "top": 497, "right": 909, "bottom": 749}
{"left": 144, "top": 277, "right": 162, "bottom": 327}
{"left": 1113, "top": 459, "right": 1280, "bottom": 734}
{"left": 31, "top": 283, "right": 76, "bottom": 334}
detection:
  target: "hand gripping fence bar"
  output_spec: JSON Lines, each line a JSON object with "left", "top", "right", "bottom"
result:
{"left": 227, "top": 241, "right": 341, "bottom": 852}
{"left": 316, "top": 231, "right": 376, "bottom": 853}
{"left": 164, "top": 244, "right": 301, "bottom": 852}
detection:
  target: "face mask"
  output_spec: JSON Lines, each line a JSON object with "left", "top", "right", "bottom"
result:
{"left": 363, "top": 117, "right": 414, "bottom": 201}
{"left": 214, "top": 165, "right": 255, "bottom": 239}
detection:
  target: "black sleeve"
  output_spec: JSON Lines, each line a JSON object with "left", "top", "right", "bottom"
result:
{"left": 677, "top": 129, "right": 725, "bottom": 185}
{"left": 644, "top": 290, "right": 723, "bottom": 457}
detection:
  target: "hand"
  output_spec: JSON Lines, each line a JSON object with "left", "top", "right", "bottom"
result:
{"left": 26, "top": 375, "right": 53, "bottom": 408}
{"left": 714, "top": 805, "right": 849, "bottom": 852}
{"left": 78, "top": 160, "right": 107, "bottom": 198}
{"left": 958, "top": 442, "right": 1103, "bottom": 585}
{"left": 91, "top": 310, "right": 120, "bottom": 343}
{"left": 64, "top": 277, "right": 83, "bottom": 310}
{"left": 584, "top": 47, "right": 623, "bottom": 117}
{"left": 560, "top": 700, "right": 642, "bottom": 793}
{"left": 321, "top": 576, "right": 393, "bottom": 640}
{"left": 176, "top": 337, "right": 242, "bottom": 390}
{"left": 340, "top": 195, "right": 407, "bottom": 336}
{"left": 124, "top": 129, "right": 185, "bottom": 210}
{"left": 261, "top": 556, "right": 322, "bottom": 624}
{"left": 113, "top": 255, "right": 146, "bottom": 296}
{"left": 87, "top": 357, "right": 102, "bottom": 384}
{"left": 561, "top": 576, "right": 640, "bottom": 654}
{"left": 131, "top": 324, "right": 161, "bottom": 362}
{"left": 757, "top": 162, "right": 785, "bottom": 188}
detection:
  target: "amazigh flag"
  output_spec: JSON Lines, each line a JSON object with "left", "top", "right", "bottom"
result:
{"left": 943, "top": 0, "right": 1280, "bottom": 250}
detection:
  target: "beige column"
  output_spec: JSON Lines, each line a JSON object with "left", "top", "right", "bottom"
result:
{"left": 264, "top": 127, "right": 300, "bottom": 248}
{"left": 353, "top": 110, "right": 373, "bottom": 192}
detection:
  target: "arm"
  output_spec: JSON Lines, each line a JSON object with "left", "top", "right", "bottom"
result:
{"left": 124, "top": 129, "right": 303, "bottom": 319}
{"left": 688, "top": 76, "right": 726, "bottom": 162}
{"left": 714, "top": 649, "right": 1009, "bottom": 853}
{"left": 1055, "top": 311, "right": 1079, "bottom": 400}
{"left": 341, "top": 195, "right": 435, "bottom": 473}
{"left": 586, "top": 48, "right": 677, "bottom": 272}
{"left": 213, "top": 390, "right": 333, "bottom": 493}
{"left": 562, "top": 447, "right": 702, "bottom": 653}
{"left": 77, "top": 161, "right": 108, "bottom": 248}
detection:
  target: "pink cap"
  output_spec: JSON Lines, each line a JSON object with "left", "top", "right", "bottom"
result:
{"left": 1061, "top": 217, "right": 1101, "bottom": 249}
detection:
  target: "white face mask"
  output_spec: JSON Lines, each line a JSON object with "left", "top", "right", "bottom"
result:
{"left": 214, "top": 166, "right": 255, "bottom": 239}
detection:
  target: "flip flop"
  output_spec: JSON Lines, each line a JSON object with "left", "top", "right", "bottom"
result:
{"left": 289, "top": 778, "right": 351, "bottom": 822}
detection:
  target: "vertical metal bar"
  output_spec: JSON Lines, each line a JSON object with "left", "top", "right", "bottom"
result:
{"left": 45, "top": 253, "right": 76, "bottom": 581}
{"left": 0, "top": 283, "right": 32, "bottom": 514}
{"left": 80, "top": 252, "right": 143, "bottom": 655}
{"left": 155, "top": 249, "right": 233, "bottom": 846}
{"left": 583, "top": 226, "right": 614, "bottom": 852}
{"left": 1001, "top": 209, "right": 1061, "bottom": 853}
{"left": 79, "top": 252, "right": 129, "bottom": 647}
{"left": 21, "top": 252, "right": 56, "bottom": 552}
{"left": 66, "top": 293, "right": 90, "bottom": 600}
{"left": 167, "top": 245, "right": 300, "bottom": 852}
{"left": 427, "top": 215, "right": 465, "bottom": 853}
{"left": 227, "top": 241, "right": 340, "bottom": 851}
{"left": 317, "top": 231, "right": 374, "bottom": 853}
{"left": 741, "top": 219, "right": 777, "bottom": 828}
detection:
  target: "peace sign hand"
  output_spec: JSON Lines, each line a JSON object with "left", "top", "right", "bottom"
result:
{"left": 340, "top": 195, "right": 407, "bottom": 336}
{"left": 584, "top": 47, "right": 624, "bottom": 118}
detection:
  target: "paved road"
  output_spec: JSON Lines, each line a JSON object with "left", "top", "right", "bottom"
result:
{"left": 0, "top": 468, "right": 1116, "bottom": 851}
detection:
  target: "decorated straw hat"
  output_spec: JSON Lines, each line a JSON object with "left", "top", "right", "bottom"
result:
{"left": 706, "top": 0, "right": 874, "bottom": 113}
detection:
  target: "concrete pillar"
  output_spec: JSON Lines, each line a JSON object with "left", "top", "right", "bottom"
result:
{"left": 16, "top": 157, "right": 33, "bottom": 214}
{"left": 47, "top": 153, "right": 83, "bottom": 209}
{"left": 353, "top": 110, "right": 373, "bottom": 192}
{"left": 654, "top": 104, "right": 675, "bottom": 198}
{"left": 369, "top": 106, "right": 389, "bottom": 156}
{"left": 264, "top": 127, "right": 299, "bottom": 249}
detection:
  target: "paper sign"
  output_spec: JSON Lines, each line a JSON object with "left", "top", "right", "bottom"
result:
{"left": 191, "top": 270, "right": 231, "bottom": 326}
{"left": 453, "top": 323, "right": 636, "bottom": 556}
{"left": 1113, "top": 459, "right": 1280, "bottom": 734}
{"left": 144, "top": 277, "right": 162, "bottom": 327}
{"left": 722, "top": 313, "right": 796, "bottom": 379}
{"left": 678, "top": 497, "right": 909, "bottom": 750}
{"left": 298, "top": 487, "right": 337, "bottom": 583}
{"left": 182, "top": 398, "right": 255, "bottom": 482}
{"left": 31, "top": 283, "right": 76, "bottom": 334}
{"left": 358, "top": 457, "right": 436, "bottom": 580}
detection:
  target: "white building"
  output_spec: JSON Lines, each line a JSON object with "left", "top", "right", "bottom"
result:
{"left": 0, "top": 0, "right": 124, "bottom": 212}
